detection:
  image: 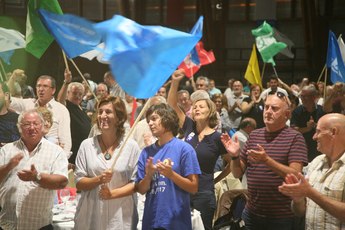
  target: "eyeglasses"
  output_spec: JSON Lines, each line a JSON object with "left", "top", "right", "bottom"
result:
{"left": 268, "top": 91, "right": 291, "bottom": 107}
{"left": 36, "top": 84, "right": 53, "bottom": 90}
{"left": 21, "top": 122, "right": 42, "bottom": 129}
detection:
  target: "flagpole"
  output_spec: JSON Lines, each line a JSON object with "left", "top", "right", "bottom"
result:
{"left": 110, "top": 97, "right": 153, "bottom": 171}
{"left": 261, "top": 63, "right": 266, "bottom": 80}
{"left": 0, "top": 59, "right": 6, "bottom": 82}
{"left": 323, "top": 67, "right": 328, "bottom": 99}
{"left": 69, "top": 58, "right": 98, "bottom": 103}
{"left": 317, "top": 64, "right": 326, "bottom": 83}
{"left": 272, "top": 64, "right": 279, "bottom": 78}
{"left": 62, "top": 51, "right": 70, "bottom": 72}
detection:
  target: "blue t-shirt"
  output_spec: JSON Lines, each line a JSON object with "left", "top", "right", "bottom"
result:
{"left": 136, "top": 137, "right": 201, "bottom": 230}
{"left": 182, "top": 117, "right": 226, "bottom": 191}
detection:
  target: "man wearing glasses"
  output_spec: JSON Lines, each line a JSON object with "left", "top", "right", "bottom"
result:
{"left": 221, "top": 92, "right": 308, "bottom": 230}
{"left": 0, "top": 109, "right": 68, "bottom": 230}
{"left": 9, "top": 75, "right": 71, "bottom": 156}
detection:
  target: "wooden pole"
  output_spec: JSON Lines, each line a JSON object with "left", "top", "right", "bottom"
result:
{"left": 0, "top": 59, "right": 6, "bottom": 82}
{"left": 110, "top": 97, "right": 153, "bottom": 170}
{"left": 261, "top": 63, "right": 266, "bottom": 80}
{"left": 69, "top": 58, "right": 98, "bottom": 103}
{"left": 317, "top": 64, "right": 326, "bottom": 83}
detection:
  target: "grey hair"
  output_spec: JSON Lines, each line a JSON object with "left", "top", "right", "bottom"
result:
{"left": 17, "top": 109, "right": 45, "bottom": 134}
{"left": 67, "top": 82, "right": 85, "bottom": 94}
{"left": 37, "top": 75, "right": 56, "bottom": 88}
{"left": 196, "top": 76, "right": 209, "bottom": 86}
{"left": 301, "top": 84, "right": 318, "bottom": 96}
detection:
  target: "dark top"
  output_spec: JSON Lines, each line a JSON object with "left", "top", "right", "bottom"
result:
{"left": 242, "top": 97, "right": 265, "bottom": 129}
{"left": 182, "top": 117, "right": 226, "bottom": 191}
{"left": 290, "top": 104, "right": 325, "bottom": 162}
{"left": 66, "top": 100, "right": 91, "bottom": 164}
{"left": 0, "top": 111, "right": 20, "bottom": 145}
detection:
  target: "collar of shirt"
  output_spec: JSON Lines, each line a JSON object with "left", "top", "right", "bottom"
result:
{"left": 19, "top": 138, "right": 43, "bottom": 157}
{"left": 34, "top": 98, "right": 55, "bottom": 109}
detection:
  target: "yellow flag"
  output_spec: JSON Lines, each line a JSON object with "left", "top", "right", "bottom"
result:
{"left": 245, "top": 44, "right": 262, "bottom": 88}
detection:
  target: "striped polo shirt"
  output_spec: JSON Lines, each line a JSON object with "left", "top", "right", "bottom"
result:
{"left": 241, "top": 126, "right": 308, "bottom": 218}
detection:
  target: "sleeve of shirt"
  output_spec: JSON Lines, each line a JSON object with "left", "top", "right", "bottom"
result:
{"left": 58, "top": 105, "right": 72, "bottom": 156}
{"left": 51, "top": 148, "right": 69, "bottom": 179}
{"left": 129, "top": 140, "right": 141, "bottom": 182}
{"left": 135, "top": 148, "right": 148, "bottom": 183}
{"left": 9, "top": 97, "right": 26, "bottom": 113}
{"left": 180, "top": 143, "right": 201, "bottom": 177}
{"left": 74, "top": 140, "right": 88, "bottom": 183}
{"left": 288, "top": 131, "right": 308, "bottom": 165}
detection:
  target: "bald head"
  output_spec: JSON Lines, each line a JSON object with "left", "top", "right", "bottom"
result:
{"left": 314, "top": 113, "right": 345, "bottom": 161}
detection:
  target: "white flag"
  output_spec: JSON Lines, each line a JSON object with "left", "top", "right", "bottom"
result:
{"left": 0, "top": 27, "right": 26, "bottom": 52}
{"left": 338, "top": 35, "right": 345, "bottom": 65}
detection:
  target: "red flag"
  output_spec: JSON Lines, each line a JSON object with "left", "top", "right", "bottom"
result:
{"left": 179, "top": 42, "right": 215, "bottom": 77}
{"left": 130, "top": 99, "right": 137, "bottom": 127}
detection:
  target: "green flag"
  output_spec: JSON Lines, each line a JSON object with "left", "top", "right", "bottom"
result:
{"left": 251, "top": 21, "right": 286, "bottom": 66}
{"left": 25, "top": 0, "right": 63, "bottom": 58}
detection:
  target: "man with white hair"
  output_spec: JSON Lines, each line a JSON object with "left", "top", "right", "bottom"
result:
{"left": 0, "top": 110, "right": 68, "bottom": 230}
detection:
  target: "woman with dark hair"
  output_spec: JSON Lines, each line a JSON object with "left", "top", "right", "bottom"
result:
{"left": 135, "top": 103, "right": 201, "bottom": 229}
{"left": 74, "top": 96, "right": 140, "bottom": 230}
{"left": 168, "top": 70, "right": 232, "bottom": 230}
{"left": 211, "top": 93, "right": 232, "bottom": 133}
{"left": 241, "top": 84, "right": 265, "bottom": 128}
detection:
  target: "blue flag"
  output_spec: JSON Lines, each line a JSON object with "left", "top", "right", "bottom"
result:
{"left": 38, "top": 9, "right": 101, "bottom": 59}
{"left": 327, "top": 31, "right": 345, "bottom": 83}
{"left": 98, "top": 15, "right": 203, "bottom": 98}
{"left": 0, "top": 50, "right": 14, "bottom": 65}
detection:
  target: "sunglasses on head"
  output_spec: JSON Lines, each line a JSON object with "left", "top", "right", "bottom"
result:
{"left": 267, "top": 91, "right": 291, "bottom": 107}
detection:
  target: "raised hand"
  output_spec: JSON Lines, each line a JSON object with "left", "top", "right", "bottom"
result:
{"left": 99, "top": 169, "right": 113, "bottom": 184}
{"left": 247, "top": 144, "right": 269, "bottom": 163}
{"left": 17, "top": 164, "right": 38, "bottom": 181}
{"left": 278, "top": 173, "right": 310, "bottom": 202}
{"left": 156, "top": 159, "right": 173, "bottom": 178}
{"left": 7, "top": 153, "right": 24, "bottom": 170}
{"left": 145, "top": 157, "right": 157, "bottom": 178}
{"left": 99, "top": 184, "right": 112, "bottom": 200}
{"left": 171, "top": 69, "right": 185, "bottom": 81}
{"left": 220, "top": 133, "right": 240, "bottom": 157}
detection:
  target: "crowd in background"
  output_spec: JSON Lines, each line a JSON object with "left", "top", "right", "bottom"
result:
{"left": 0, "top": 67, "right": 345, "bottom": 230}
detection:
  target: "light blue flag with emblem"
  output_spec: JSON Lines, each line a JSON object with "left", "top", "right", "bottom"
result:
{"left": 326, "top": 31, "right": 345, "bottom": 83}
{"left": 98, "top": 15, "right": 203, "bottom": 98}
{"left": 38, "top": 9, "right": 102, "bottom": 59}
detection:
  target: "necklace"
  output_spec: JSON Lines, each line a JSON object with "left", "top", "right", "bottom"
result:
{"left": 99, "top": 136, "right": 117, "bottom": 160}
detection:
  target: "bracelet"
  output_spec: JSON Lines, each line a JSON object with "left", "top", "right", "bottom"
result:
{"left": 231, "top": 155, "right": 239, "bottom": 160}
{"left": 63, "top": 80, "right": 70, "bottom": 85}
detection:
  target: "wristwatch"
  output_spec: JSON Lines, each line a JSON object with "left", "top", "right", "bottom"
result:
{"left": 35, "top": 172, "right": 42, "bottom": 182}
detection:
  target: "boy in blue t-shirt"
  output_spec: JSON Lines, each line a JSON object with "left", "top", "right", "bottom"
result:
{"left": 135, "top": 103, "right": 201, "bottom": 230}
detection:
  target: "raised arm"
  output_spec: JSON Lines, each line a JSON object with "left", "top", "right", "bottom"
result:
{"left": 167, "top": 69, "right": 187, "bottom": 128}
{"left": 57, "top": 69, "right": 72, "bottom": 105}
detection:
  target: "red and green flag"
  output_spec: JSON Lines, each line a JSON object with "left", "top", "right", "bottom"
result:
{"left": 25, "top": 0, "right": 63, "bottom": 58}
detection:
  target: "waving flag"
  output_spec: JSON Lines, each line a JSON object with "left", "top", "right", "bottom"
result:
{"left": 245, "top": 44, "right": 262, "bottom": 88}
{"left": 0, "top": 50, "right": 15, "bottom": 65}
{"left": 273, "top": 28, "right": 295, "bottom": 59}
{"left": 338, "top": 35, "right": 345, "bottom": 64}
{"left": 38, "top": 9, "right": 101, "bottom": 59}
{"left": 252, "top": 21, "right": 286, "bottom": 66}
{"left": 326, "top": 31, "right": 345, "bottom": 83}
{"left": 178, "top": 41, "right": 215, "bottom": 77}
{"left": 26, "top": 0, "right": 63, "bottom": 58}
{"left": 0, "top": 27, "right": 26, "bottom": 52}
{"left": 103, "top": 15, "right": 203, "bottom": 98}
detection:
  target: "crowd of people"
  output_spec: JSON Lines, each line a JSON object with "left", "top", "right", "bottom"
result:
{"left": 0, "top": 67, "right": 345, "bottom": 230}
